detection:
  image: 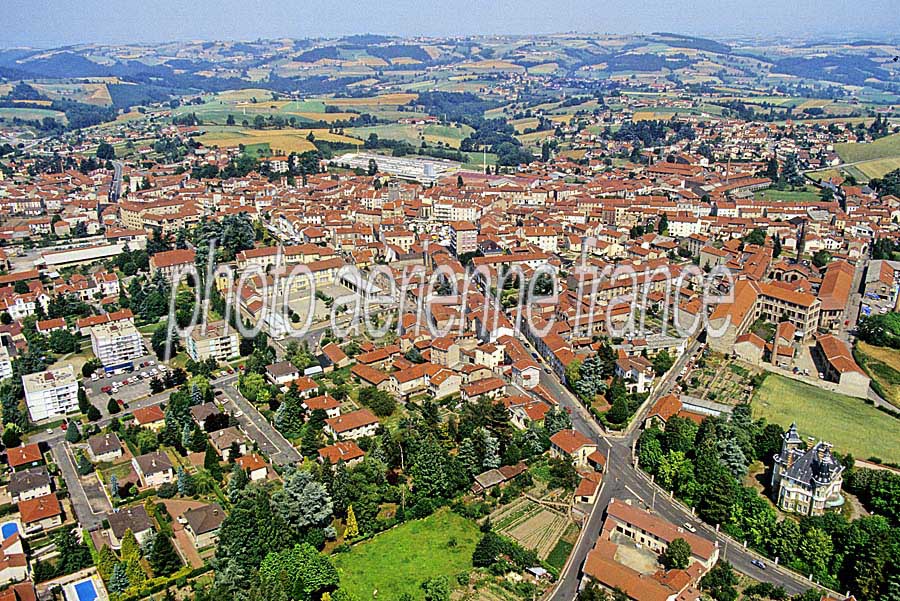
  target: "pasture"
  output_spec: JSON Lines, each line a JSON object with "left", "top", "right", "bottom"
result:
{"left": 835, "top": 133, "right": 900, "bottom": 164}
{"left": 752, "top": 374, "right": 900, "bottom": 463}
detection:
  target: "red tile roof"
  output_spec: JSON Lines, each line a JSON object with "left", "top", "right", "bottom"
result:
{"left": 550, "top": 429, "right": 595, "bottom": 454}
{"left": 7, "top": 444, "right": 42, "bottom": 468}
{"left": 133, "top": 404, "right": 165, "bottom": 425}
{"left": 17, "top": 493, "right": 62, "bottom": 524}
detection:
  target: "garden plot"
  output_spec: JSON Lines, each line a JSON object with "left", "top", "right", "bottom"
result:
{"left": 683, "top": 353, "right": 758, "bottom": 405}
{"left": 491, "top": 497, "right": 570, "bottom": 560}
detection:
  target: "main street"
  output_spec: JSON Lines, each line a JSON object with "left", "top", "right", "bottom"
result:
{"left": 544, "top": 337, "right": 827, "bottom": 600}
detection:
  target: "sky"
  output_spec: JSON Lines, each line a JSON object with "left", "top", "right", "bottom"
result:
{"left": 3, "top": 0, "right": 899, "bottom": 47}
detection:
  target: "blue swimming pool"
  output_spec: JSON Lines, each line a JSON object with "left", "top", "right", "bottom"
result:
{"left": 73, "top": 580, "right": 98, "bottom": 601}
{"left": 0, "top": 522, "right": 17, "bottom": 539}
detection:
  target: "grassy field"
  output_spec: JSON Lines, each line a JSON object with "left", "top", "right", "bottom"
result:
{"left": 852, "top": 157, "right": 900, "bottom": 179}
{"left": 332, "top": 509, "right": 479, "bottom": 600}
{"left": 835, "top": 133, "right": 900, "bottom": 164}
{"left": 752, "top": 374, "right": 900, "bottom": 463}
{"left": 855, "top": 342, "right": 900, "bottom": 408}
{"left": 754, "top": 186, "right": 823, "bottom": 202}
{"left": 0, "top": 107, "right": 67, "bottom": 123}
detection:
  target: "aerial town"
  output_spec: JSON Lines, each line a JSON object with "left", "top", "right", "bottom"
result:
{"left": 0, "top": 11, "right": 898, "bottom": 601}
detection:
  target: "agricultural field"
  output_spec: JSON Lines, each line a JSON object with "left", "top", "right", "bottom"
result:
{"left": 0, "top": 106, "right": 67, "bottom": 123}
{"left": 752, "top": 374, "right": 900, "bottom": 463}
{"left": 345, "top": 122, "right": 472, "bottom": 149}
{"left": 855, "top": 342, "right": 900, "bottom": 408}
{"left": 196, "top": 126, "right": 358, "bottom": 154}
{"left": 31, "top": 82, "right": 112, "bottom": 105}
{"left": 172, "top": 90, "right": 419, "bottom": 127}
{"left": 490, "top": 497, "right": 571, "bottom": 560}
{"left": 332, "top": 509, "right": 480, "bottom": 601}
{"left": 835, "top": 132, "right": 900, "bottom": 164}
{"left": 851, "top": 157, "right": 900, "bottom": 180}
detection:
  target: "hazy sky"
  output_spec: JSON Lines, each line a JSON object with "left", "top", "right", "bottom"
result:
{"left": 3, "top": 0, "right": 899, "bottom": 47}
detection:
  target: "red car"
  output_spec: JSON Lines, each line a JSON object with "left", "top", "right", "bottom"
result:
{"left": 60, "top": 422, "right": 67, "bottom": 431}
{"left": 101, "top": 385, "right": 112, "bottom": 394}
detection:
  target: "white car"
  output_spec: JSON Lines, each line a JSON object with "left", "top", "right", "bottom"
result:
{"left": 149, "top": 368, "right": 158, "bottom": 376}
{"left": 91, "top": 373, "right": 99, "bottom": 381}
{"left": 683, "top": 522, "right": 697, "bottom": 533}
{"left": 140, "top": 371, "right": 148, "bottom": 378}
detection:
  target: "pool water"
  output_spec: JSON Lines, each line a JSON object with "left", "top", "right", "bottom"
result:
{"left": 73, "top": 580, "right": 98, "bottom": 601}
{"left": 0, "top": 522, "right": 17, "bottom": 539}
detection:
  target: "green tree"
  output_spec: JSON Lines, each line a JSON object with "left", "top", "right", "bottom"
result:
{"left": 700, "top": 561, "right": 738, "bottom": 601}
{"left": 97, "top": 545, "right": 118, "bottom": 581}
{"left": 109, "top": 563, "right": 129, "bottom": 593}
{"left": 148, "top": 534, "right": 181, "bottom": 576}
{"left": 812, "top": 250, "right": 832, "bottom": 268}
{"left": 422, "top": 576, "right": 451, "bottom": 601}
{"left": 258, "top": 543, "right": 339, "bottom": 601}
{"left": 652, "top": 350, "right": 674, "bottom": 376}
{"left": 661, "top": 538, "right": 692, "bottom": 570}
{"left": 120, "top": 529, "right": 141, "bottom": 563}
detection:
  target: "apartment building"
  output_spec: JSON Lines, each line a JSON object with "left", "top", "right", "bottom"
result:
{"left": 90, "top": 320, "right": 143, "bottom": 370}
{"left": 187, "top": 320, "right": 239, "bottom": 362}
{"left": 22, "top": 366, "right": 79, "bottom": 422}
{"left": 449, "top": 221, "right": 478, "bottom": 257}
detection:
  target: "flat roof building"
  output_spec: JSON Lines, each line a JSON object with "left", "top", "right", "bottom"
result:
{"left": 22, "top": 366, "right": 78, "bottom": 422}
{"left": 187, "top": 320, "right": 239, "bottom": 362}
{"left": 90, "top": 320, "right": 143, "bottom": 370}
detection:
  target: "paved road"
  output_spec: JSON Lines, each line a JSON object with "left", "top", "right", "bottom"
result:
{"left": 51, "top": 442, "right": 110, "bottom": 530}
{"left": 109, "top": 160, "right": 124, "bottom": 202}
{"left": 544, "top": 338, "right": 827, "bottom": 601}
{"left": 214, "top": 373, "right": 302, "bottom": 466}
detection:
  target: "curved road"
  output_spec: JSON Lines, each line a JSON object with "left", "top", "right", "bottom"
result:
{"left": 540, "top": 339, "right": 833, "bottom": 601}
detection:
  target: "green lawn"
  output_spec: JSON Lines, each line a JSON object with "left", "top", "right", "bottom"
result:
{"left": 835, "top": 132, "right": 900, "bottom": 164}
{"left": 333, "top": 509, "right": 480, "bottom": 600}
{"left": 752, "top": 374, "right": 900, "bottom": 463}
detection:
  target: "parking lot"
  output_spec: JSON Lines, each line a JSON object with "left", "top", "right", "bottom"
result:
{"left": 84, "top": 353, "right": 168, "bottom": 414}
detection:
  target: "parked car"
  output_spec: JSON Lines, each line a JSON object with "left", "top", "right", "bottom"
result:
{"left": 101, "top": 385, "right": 112, "bottom": 394}
{"left": 683, "top": 522, "right": 697, "bottom": 533}
{"left": 751, "top": 559, "right": 766, "bottom": 570}
{"left": 90, "top": 373, "right": 99, "bottom": 381}
{"left": 140, "top": 371, "right": 148, "bottom": 378}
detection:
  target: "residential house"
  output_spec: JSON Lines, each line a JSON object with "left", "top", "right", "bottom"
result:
{"left": 325, "top": 409, "right": 379, "bottom": 441}
{"left": 87, "top": 433, "right": 124, "bottom": 463}
{"left": 8, "top": 467, "right": 51, "bottom": 503}
{"left": 132, "top": 451, "right": 174, "bottom": 488}
{"left": 107, "top": 505, "right": 154, "bottom": 548}
{"left": 18, "top": 494, "right": 63, "bottom": 533}
{"left": 550, "top": 429, "right": 598, "bottom": 467}
{"left": 182, "top": 503, "right": 225, "bottom": 548}
{"left": 318, "top": 441, "right": 366, "bottom": 467}
{"left": 235, "top": 454, "right": 269, "bottom": 481}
